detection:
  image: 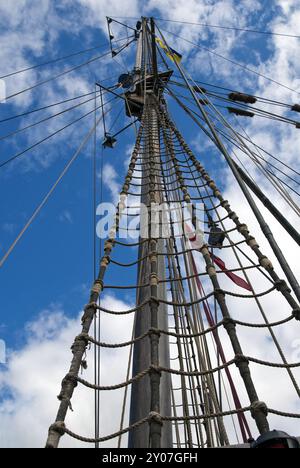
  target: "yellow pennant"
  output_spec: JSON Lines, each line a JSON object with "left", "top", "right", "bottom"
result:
{"left": 155, "top": 37, "right": 182, "bottom": 64}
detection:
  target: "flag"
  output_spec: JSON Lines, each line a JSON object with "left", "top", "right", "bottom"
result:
{"left": 211, "top": 254, "right": 252, "bottom": 291}
{"left": 184, "top": 222, "right": 250, "bottom": 291}
{"left": 185, "top": 222, "right": 205, "bottom": 250}
{"left": 155, "top": 37, "right": 182, "bottom": 64}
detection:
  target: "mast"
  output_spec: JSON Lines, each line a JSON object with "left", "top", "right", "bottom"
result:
{"left": 128, "top": 17, "right": 172, "bottom": 449}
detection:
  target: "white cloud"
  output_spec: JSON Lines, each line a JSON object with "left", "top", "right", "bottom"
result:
{"left": 179, "top": 0, "right": 300, "bottom": 436}
{"left": 74, "top": 0, "right": 139, "bottom": 28}
{"left": 101, "top": 162, "right": 121, "bottom": 204}
{"left": 0, "top": 296, "right": 134, "bottom": 448}
{"left": 1, "top": 0, "right": 300, "bottom": 449}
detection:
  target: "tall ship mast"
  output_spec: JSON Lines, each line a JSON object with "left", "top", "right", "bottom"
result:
{"left": 45, "top": 16, "right": 300, "bottom": 449}
{"left": 1, "top": 14, "right": 300, "bottom": 449}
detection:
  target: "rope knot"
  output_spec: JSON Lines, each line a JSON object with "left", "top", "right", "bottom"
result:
{"left": 246, "top": 236, "right": 259, "bottom": 248}
{"left": 149, "top": 365, "right": 161, "bottom": 376}
{"left": 149, "top": 327, "right": 161, "bottom": 337}
{"left": 91, "top": 279, "right": 104, "bottom": 295}
{"left": 259, "top": 255, "right": 273, "bottom": 270}
{"left": 228, "top": 211, "right": 239, "bottom": 222}
{"left": 214, "top": 287, "right": 226, "bottom": 297}
{"left": 150, "top": 273, "right": 159, "bottom": 286}
{"left": 100, "top": 255, "right": 110, "bottom": 267}
{"left": 275, "top": 279, "right": 291, "bottom": 293}
{"left": 250, "top": 400, "right": 268, "bottom": 418}
{"left": 64, "top": 373, "right": 78, "bottom": 385}
{"left": 148, "top": 411, "right": 163, "bottom": 425}
{"left": 293, "top": 308, "right": 300, "bottom": 321}
{"left": 75, "top": 332, "right": 89, "bottom": 345}
{"left": 222, "top": 317, "right": 236, "bottom": 328}
{"left": 149, "top": 296, "right": 160, "bottom": 307}
{"left": 82, "top": 302, "right": 97, "bottom": 325}
{"left": 234, "top": 354, "right": 249, "bottom": 366}
{"left": 104, "top": 240, "right": 114, "bottom": 253}
{"left": 206, "top": 263, "right": 216, "bottom": 278}
{"left": 237, "top": 223, "right": 249, "bottom": 235}
{"left": 84, "top": 301, "right": 98, "bottom": 312}
{"left": 149, "top": 251, "right": 157, "bottom": 262}
{"left": 49, "top": 421, "right": 65, "bottom": 436}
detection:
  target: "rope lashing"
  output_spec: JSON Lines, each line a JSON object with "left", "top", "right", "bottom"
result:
{"left": 46, "top": 114, "right": 147, "bottom": 449}
{"left": 86, "top": 312, "right": 294, "bottom": 349}
{"left": 74, "top": 353, "right": 300, "bottom": 394}
{"left": 45, "top": 67, "right": 300, "bottom": 449}
{"left": 77, "top": 368, "right": 151, "bottom": 391}
{"left": 47, "top": 406, "right": 300, "bottom": 446}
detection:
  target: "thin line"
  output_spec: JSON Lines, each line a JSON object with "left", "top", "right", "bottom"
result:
{"left": 97, "top": 144, "right": 104, "bottom": 449}
{"left": 0, "top": 45, "right": 103, "bottom": 80}
{"left": 0, "top": 95, "right": 98, "bottom": 142}
{"left": 0, "top": 91, "right": 97, "bottom": 124}
{"left": 160, "top": 28, "right": 300, "bottom": 96}
{"left": 155, "top": 17, "right": 300, "bottom": 39}
{"left": 0, "top": 36, "right": 132, "bottom": 80}
{"left": 4, "top": 50, "right": 114, "bottom": 102}
{"left": 113, "top": 16, "right": 300, "bottom": 39}
{"left": 0, "top": 97, "right": 117, "bottom": 168}
{"left": 112, "top": 119, "right": 138, "bottom": 138}
{"left": 100, "top": 87, "right": 106, "bottom": 136}
{"left": 107, "top": 17, "right": 137, "bottom": 32}
{"left": 0, "top": 75, "right": 117, "bottom": 124}
{"left": 168, "top": 86, "right": 300, "bottom": 179}
{"left": 170, "top": 78, "right": 291, "bottom": 110}
{"left": 109, "top": 104, "right": 124, "bottom": 133}
{"left": 168, "top": 67, "right": 300, "bottom": 213}
{"left": 0, "top": 114, "right": 102, "bottom": 268}
{"left": 168, "top": 83, "right": 299, "bottom": 126}
{"left": 167, "top": 85, "right": 300, "bottom": 200}
{"left": 172, "top": 75, "right": 293, "bottom": 108}
{"left": 93, "top": 83, "right": 98, "bottom": 449}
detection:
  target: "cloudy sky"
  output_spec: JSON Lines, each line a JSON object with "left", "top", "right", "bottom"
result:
{"left": 0, "top": 0, "right": 300, "bottom": 448}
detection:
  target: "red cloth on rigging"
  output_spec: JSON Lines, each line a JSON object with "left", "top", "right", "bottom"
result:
{"left": 189, "top": 253, "right": 252, "bottom": 442}
{"left": 211, "top": 254, "right": 252, "bottom": 291}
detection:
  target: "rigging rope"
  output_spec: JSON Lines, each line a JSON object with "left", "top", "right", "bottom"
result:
{"left": 0, "top": 114, "right": 103, "bottom": 268}
{"left": 160, "top": 27, "right": 300, "bottom": 96}
{"left": 0, "top": 96, "right": 117, "bottom": 168}
{"left": 115, "top": 16, "right": 300, "bottom": 39}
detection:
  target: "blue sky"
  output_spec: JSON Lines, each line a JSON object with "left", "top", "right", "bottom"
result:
{"left": 1, "top": 0, "right": 300, "bottom": 448}
{"left": 0, "top": 0, "right": 283, "bottom": 348}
